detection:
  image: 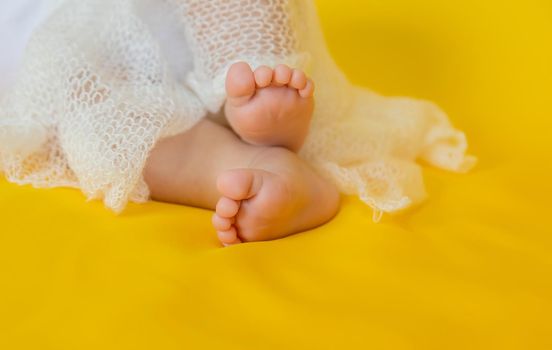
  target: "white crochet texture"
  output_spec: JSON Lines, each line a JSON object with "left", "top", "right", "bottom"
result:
{"left": 0, "top": 0, "right": 476, "bottom": 216}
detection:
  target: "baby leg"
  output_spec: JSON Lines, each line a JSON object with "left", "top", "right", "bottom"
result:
{"left": 144, "top": 119, "right": 339, "bottom": 246}
{"left": 173, "top": 1, "right": 313, "bottom": 151}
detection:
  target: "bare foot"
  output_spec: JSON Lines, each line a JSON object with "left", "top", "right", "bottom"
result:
{"left": 224, "top": 62, "right": 315, "bottom": 152}
{"left": 212, "top": 148, "right": 339, "bottom": 246}
{"left": 144, "top": 119, "right": 339, "bottom": 247}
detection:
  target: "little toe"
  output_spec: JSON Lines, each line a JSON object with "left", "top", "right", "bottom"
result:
{"left": 254, "top": 65, "right": 273, "bottom": 88}
{"left": 212, "top": 213, "right": 233, "bottom": 232}
{"left": 298, "top": 78, "right": 315, "bottom": 98}
{"left": 215, "top": 197, "right": 240, "bottom": 218}
{"left": 218, "top": 227, "right": 242, "bottom": 246}
{"left": 217, "top": 169, "right": 263, "bottom": 201}
{"left": 289, "top": 69, "right": 308, "bottom": 90}
{"left": 226, "top": 62, "right": 256, "bottom": 102}
{"left": 273, "top": 64, "right": 293, "bottom": 86}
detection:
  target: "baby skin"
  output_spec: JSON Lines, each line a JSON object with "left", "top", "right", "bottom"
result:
{"left": 144, "top": 62, "right": 339, "bottom": 246}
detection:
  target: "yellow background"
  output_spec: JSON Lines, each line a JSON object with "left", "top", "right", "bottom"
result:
{"left": 1, "top": 0, "right": 551, "bottom": 349}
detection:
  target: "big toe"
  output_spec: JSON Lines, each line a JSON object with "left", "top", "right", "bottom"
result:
{"left": 216, "top": 169, "right": 264, "bottom": 201}
{"left": 226, "top": 62, "right": 256, "bottom": 101}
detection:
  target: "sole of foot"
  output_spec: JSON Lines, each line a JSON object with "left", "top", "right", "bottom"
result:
{"left": 211, "top": 148, "right": 340, "bottom": 246}
{"left": 224, "top": 62, "right": 315, "bottom": 152}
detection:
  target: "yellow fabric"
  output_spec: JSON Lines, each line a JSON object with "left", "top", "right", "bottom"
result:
{"left": 1, "top": 0, "right": 551, "bottom": 348}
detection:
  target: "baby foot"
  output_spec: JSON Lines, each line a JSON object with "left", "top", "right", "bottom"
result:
{"left": 211, "top": 148, "right": 339, "bottom": 246}
{"left": 224, "top": 62, "right": 315, "bottom": 152}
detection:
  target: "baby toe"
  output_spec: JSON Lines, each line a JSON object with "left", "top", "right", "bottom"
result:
{"left": 298, "top": 78, "right": 315, "bottom": 98}
{"left": 273, "top": 64, "right": 293, "bottom": 86}
{"left": 215, "top": 197, "right": 240, "bottom": 218}
{"left": 226, "top": 62, "right": 256, "bottom": 99}
{"left": 254, "top": 65, "right": 273, "bottom": 88}
{"left": 218, "top": 227, "right": 242, "bottom": 246}
{"left": 289, "top": 69, "right": 308, "bottom": 90}
{"left": 212, "top": 213, "right": 233, "bottom": 231}
{"left": 216, "top": 169, "right": 263, "bottom": 201}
